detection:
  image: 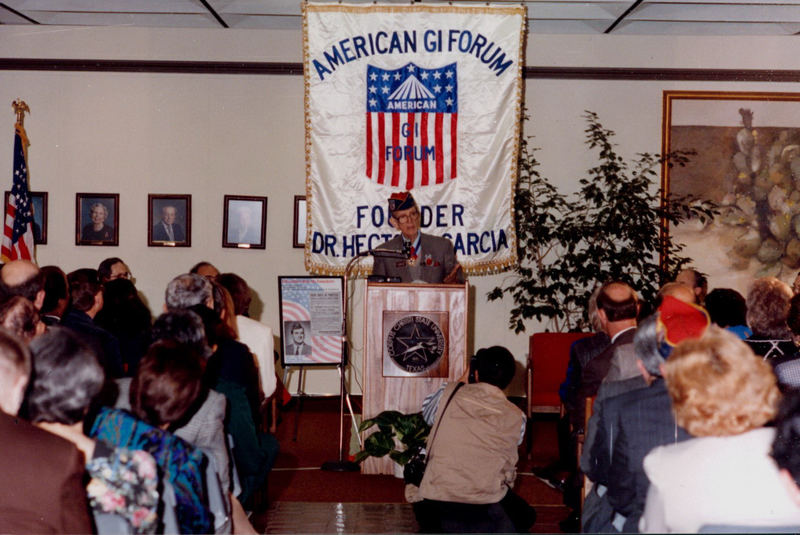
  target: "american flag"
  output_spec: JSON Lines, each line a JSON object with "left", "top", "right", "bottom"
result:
{"left": 281, "top": 278, "right": 342, "bottom": 364}
{"left": 366, "top": 62, "right": 458, "bottom": 188}
{"left": 1, "top": 123, "right": 34, "bottom": 262}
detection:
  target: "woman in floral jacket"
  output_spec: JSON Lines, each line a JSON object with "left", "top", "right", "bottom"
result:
{"left": 25, "top": 327, "right": 159, "bottom": 533}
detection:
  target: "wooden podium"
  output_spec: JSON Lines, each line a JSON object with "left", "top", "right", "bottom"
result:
{"left": 362, "top": 281, "right": 468, "bottom": 475}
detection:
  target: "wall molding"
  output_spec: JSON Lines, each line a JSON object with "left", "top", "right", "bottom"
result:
{"left": 1, "top": 58, "right": 799, "bottom": 82}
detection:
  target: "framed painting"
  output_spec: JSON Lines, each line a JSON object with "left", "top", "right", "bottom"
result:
{"left": 663, "top": 91, "right": 800, "bottom": 294}
{"left": 4, "top": 190, "right": 47, "bottom": 244}
{"left": 148, "top": 194, "right": 191, "bottom": 247}
{"left": 76, "top": 193, "right": 119, "bottom": 246}
{"left": 293, "top": 195, "right": 306, "bottom": 249}
{"left": 223, "top": 195, "right": 267, "bottom": 249}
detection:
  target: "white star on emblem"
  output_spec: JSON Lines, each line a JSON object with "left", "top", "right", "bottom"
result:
{"left": 407, "top": 64, "right": 415, "bottom": 72}
{"left": 369, "top": 98, "right": 377, "bottom": 107}
{"left": 369, "top": 72, "right": 377, "bottom": 81}
{"left": 446, "top": 84, "right": 453, "bottom": 92}
{"left": 446, "top": 70, "right": 453, "bottom": 78}
{"left": 369, "top": 85, "right": 377, "bottom": 93}
{"left": 446, "top": 97, "right": 453, "bottom": 106}
{"left": 433, "top": 85, "right": 441, "bottom": 93}
{"left": 382, "top": 73, "right": 390, "bottom": 81}
{"left": 420, "top": 72, "right": 429, "bottom": 80}
{"left": 394, "top": 72, "right": 401, "bottom": 80}
{"left": 433, "top": 71, "right": 441, "bottom": 79}
{"left": 381, "top": 86, "right": 390, "bottom": 94}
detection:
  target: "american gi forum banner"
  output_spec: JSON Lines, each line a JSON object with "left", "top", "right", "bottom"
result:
{"left": 303, "top": 2, "right": 525, "bottom": 275}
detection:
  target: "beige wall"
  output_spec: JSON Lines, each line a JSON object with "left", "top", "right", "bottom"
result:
{"left": 1, "top": 26, "right": 799, "bottom": 395}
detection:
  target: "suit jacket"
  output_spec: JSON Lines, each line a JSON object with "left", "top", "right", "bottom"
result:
{"left": 115, "top": 377, "right": 232, "bottom": 493}
{"left": 563, "top": 332, "right": 611, "bottom": 419}
{"left": 584, "top": 379, "right": 691, "bottom": 532}
{"left": 152, "top": 221, "right": 186, "bottom": 242}
{"left": 61, "top": 308, "right": 123, "bottom": 378}
{"left": 0, "top": 411, "right": 91, "bottom": 533}
{"left": 286, "top": 341, "right": 311, "bottom": 355}
{"left": 578, "top": 327, "right": 636, "bottom": 402}
{"left": 371, "top": 232, "right": 462, "bottom": 284}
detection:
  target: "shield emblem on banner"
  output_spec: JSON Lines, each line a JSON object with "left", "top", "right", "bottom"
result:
{"left": 365, "top": 62, "right": 458, "bottom": 189}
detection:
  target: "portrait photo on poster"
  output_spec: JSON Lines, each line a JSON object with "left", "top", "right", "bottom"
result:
{"left": 223, "top": 195, "right": 267, "bottom": 249}
{"left": 148, "top": 194, "right": 191, "bottom": 247}
{"left": 76, "top": 193, "right": 118, "bottom": 246}
{"left": 5, "top": 190, "right": 46, "bottom": 244}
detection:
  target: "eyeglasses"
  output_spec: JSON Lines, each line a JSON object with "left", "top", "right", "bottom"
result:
{"left": 110, "top": 272, "right": 132, "bottom": 280}
{"left": 394, "top": 210, "right": 419, "bottom": 224}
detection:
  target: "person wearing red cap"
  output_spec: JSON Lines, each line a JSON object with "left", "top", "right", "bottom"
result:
{"left": 371, "top": 191, "right": 463, "bottom": 284}
{"left": 580, "top": 296, "right": 708, "bottom": 532}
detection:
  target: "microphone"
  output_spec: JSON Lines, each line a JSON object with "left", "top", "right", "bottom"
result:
{"left": 358, "top": 248, "right": 407, "bottom": 259}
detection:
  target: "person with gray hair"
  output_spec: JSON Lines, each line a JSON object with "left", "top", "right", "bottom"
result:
{"left": 581, "top": 296, "right": 708, "bottom": 532}
{"left": 745, "top": 277, "right": 796, "bottom": 366}
{"left": 165, "top": 272, "right": 213, "bottom": 311}
{"left": 0, "top": 328, "right": 92, "bottom": 533}
{"left": 24, "top": 327, "right": 159, "bottom": 533}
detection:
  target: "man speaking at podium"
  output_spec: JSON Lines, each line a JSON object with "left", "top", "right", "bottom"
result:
{"left": 372, "top": 191, "right": 463, "bottom": 284}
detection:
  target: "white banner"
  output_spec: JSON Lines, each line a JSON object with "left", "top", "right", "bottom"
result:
{"left": 303, "top": 2, "right": 525, "bottom": 275}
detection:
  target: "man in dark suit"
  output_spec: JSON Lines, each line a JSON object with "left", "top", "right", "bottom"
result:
{"left": 581, "top": 296, "right": 708, "bottom": 532}
{"left": 152, "top": 205, "right": 186, "bottom": 242}
{"left": 0, "top": 329, "right": 91, "bottom": 533}
{"left": 371, "top": 191, "right": 463, "bottom": 284}
{"left": 286, "top": 322, "right": 312, "bottom": 355}
{"left": 576, "top": 281, "right": 639, "bottom": 409}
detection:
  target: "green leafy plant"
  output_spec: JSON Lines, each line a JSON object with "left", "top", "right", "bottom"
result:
{"left": 354, "top": 410, "right": 430, "bottom": 466}
{"left": 488, "top": 111, "right": 717, "bottom": 332}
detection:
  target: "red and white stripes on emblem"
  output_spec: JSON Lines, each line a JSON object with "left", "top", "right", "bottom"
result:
{"left": 366, "top": 111, "right": 457, "bottom": 188}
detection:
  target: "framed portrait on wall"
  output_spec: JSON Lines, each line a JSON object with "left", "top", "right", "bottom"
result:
{"left": 223, "top": 195, "right": 267, "bottom": 249}
{"left": 148, "top": 194, "right": 191, "bottom": 247}
{"left": 662, "top": 91, "right": 800, "bottom": 294}
{"left": 293, "top": 195, "right": 307, "bottom": 249}
{"left": 76, "top": 193, "right": 118, "bottom": 246}
{"left": 4, "top": 190, "right": 47, "bottom": 244}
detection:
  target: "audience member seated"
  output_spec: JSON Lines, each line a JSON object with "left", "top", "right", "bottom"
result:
{"left": 640, "top": 327, "right": 792, "bottom": 532}
{"left": 534, "top": 286, "right": 609, "bottom": 531}
{"left": 0, "top": 296, "right": 43, "bottom": 342}
{"left": 95, "top": 278, "right": 152, "bottom": 376}
{"left": 656, "top": 281, "right": 697, "bottom": 306}
{"left": 91, "top": 341, "right": 213, "bottom": 534}
{"left": 25, "top": 327, "right": 159, "bottom": 533}
{"left": 218, "top": 272, "right": 276, "bottom": 400}
{"left": 674, "top": 267, "right": 708, "bottom": 305}
{"left": 39, "top": 265, "right": 69, "bottom": 326}
{"left": 581, "top": 296, "right": 706, "bottom": 532}
{"left": 704, "top": 287, "right": 752, "bottom": 340}
{"left": 745, "top": 277, "right": 796, "bottom": 365}
{"left": 411, "top": 346, "right": 535, "bottom": 533}
{"left": 0, "top": 328, "right": 91, "bottom": 533}
{"left": 0, "top": 259, "right": 45, "bottom": 310}
{"left": 190, "top": 261, "right": 220, "bottom": 279}
{"left": 774, "top": 293, "right": 800, "bottom": 389}
{"left": 192, "top": 284, "right": 278, "bottom": 508}
{"left": 771, "top": 390, "right": 800, "bottom": 519}
{"left": 97, "top": 257, "right": 132, "bottom": 284}
{"left": 63, "top": 268, "right": 124, "bottom": 379}
{"left": 578, "top": 280, "right": 639, "bottom": 404}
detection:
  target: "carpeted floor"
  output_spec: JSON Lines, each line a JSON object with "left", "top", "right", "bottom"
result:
{"left": 250, "top": 396, "right": 569, "bottom": 533}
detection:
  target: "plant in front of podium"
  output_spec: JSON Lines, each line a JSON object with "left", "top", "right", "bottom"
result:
{"left": 488, "top": 111, "right": 717, "bottom": 333}
{"left": 354, "top": 410, "right": 430, "bottom": 466}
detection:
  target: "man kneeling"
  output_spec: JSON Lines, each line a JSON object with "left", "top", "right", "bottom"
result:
{"left": 412, "top": 346, "right": 535, "bottom": 533}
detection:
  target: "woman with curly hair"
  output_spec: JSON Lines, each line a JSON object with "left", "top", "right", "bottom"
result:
{"left": 640, "top": 326, "right": 794, "bottom": 532}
